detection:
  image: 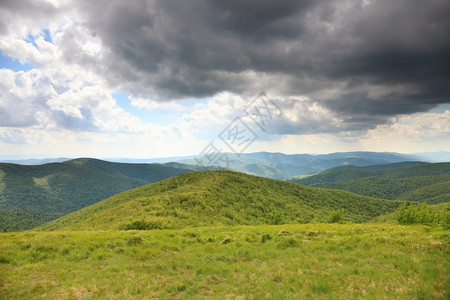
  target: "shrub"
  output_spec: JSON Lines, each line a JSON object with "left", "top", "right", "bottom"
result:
{"left": 269, "top": 212, "right": 283, "bottom": 225}
{"left": 261, "top": 234, "right": 271, "bottom": 243}
{"left": 276, "top": 237, "right": 300, "bottom": 250}
{"left": 440, "top": 209, "right": 450, "bottom": 229}
{"left": 328, "top": 209, "right": 345, "bottom": 223}
{"left": 123, "top": 220, "right": 163, "bottom": 230}
{"left": 126, "top": 237, "right": 143, "bottom": 246}
{"left": 0, "top": 255, "right": 10, "bottom": 264}
{"left": 220, "top": 237, "right": 233, "bottom": 244}
{"left": 396, "top": 202, "right": 445, "bottom": 225}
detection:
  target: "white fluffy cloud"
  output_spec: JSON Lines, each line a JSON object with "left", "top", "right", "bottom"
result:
{"left": 0, "top": 3, "right": 149, "bottom": 135}
{"left": 129, "top": 96, "right": 187, "bottom": 112}
{"left": 0, "top": 67, "right": 145, "bottom": 133}
{"left": 368, "top": 110, "right": 450, "bottom": 140}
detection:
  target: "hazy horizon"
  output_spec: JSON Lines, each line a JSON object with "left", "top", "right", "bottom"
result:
{"left": 1, "top": 150, "right": 450, "bottom": 164}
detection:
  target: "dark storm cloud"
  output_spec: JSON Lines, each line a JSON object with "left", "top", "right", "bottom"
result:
{"left": 0, "top": 0, "right": 57, "bottom": 17}
{"left": 0, "top": 0, "right": 58, "bottom": 35}
{"left": 76, "top": 0, "right": 449, "bottom": 105}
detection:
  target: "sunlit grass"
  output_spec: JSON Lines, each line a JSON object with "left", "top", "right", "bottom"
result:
{"left": 1, "top": 223, "right": 448, "bottom": 299}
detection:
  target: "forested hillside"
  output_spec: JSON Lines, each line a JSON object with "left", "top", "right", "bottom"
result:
{"left": 0, "top": 159, "right": 191, "bottom": 231}
{"left": 291, "top": 162, "right": 450, "bottom": 204}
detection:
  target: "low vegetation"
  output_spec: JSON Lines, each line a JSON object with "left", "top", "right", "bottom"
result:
{"left": 396, "top": 202, "right": 450, "bottom": 227}
{"left": 327, "top": 209, "right": 345, "bottom": 223}
{"left": 1, "top": 224, "right": 448, "bottom": 299}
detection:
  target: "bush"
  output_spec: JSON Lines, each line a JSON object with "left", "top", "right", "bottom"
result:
{"left": 276, "top": 237, "right": 300, "bottom": 250}
{"left": 261, "top": 234, "right": 271, "bottom": 243}
{"left": 269, "top": 212, "right": 283, "bottom": 225}
{"left": 328, "top": 209, "right": 345, "bottom": 223}
{"left": 220, "top": 237, "right": 233, "bottom": 244}
{"left": 123, "top": 220, "right": 163, "bottom": 230}
{"left": 396, "top": 202, "right": 446, "bottom": 225}
{"left": 440, "top": 209, "right": 450, "bottom": 229}
{"left": 126, "top": 237, "right": 143, "bottom": 246}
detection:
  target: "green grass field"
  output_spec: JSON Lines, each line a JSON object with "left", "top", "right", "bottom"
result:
{"left": 1, "top": 223, "right": 448, "bottom": 299}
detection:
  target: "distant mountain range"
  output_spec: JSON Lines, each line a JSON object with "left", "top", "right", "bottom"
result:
{"left": 176, "top": 151, "right": 427, "bottom": 179}
{"left": 1, "top": 151, "right": 432, "bottom": 181}
{"left": 2, "top": 151, "right": 449, "bottom": 167}
{"left": 0, "top": 157, "right": 73, "bottom": 165}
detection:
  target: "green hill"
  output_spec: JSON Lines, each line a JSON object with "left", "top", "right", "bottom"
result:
{"left": 290, "top": 162, "right": 450, "bottom": 204}
{"left": 0, "top": 159, "right": 192, "bottom": 231}
{"left": 38, "top": 170, "right": 402, "bottom": 231}
{"left": 310, "top": 175, "right": 450, "bottom": 203}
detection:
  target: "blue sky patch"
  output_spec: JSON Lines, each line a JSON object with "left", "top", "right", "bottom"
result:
{"left": 25, "top": 28, "right": 53, "bottom": 50}
{"left": 429, "top": 104, "right": 450, "bottom": 114}
{"left": 0, "top": 50, "right": 34, "bottom": 71}
{"left": 42, "top": 28, "right": 52, "bottom": 43}
{"left": 113, "top": 91, "right": 176, "bottom": 126}
{"left": 113, "top": 92, "right": 209, "bottom": 126}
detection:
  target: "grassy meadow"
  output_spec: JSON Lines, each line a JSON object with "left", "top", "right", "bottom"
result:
{"left": 1, "top": 223, "right": 448, "bottom": 299}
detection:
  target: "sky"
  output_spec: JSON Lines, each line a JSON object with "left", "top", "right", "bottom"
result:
{"left": 0, "top": 0, "right": 449, "bottom": 159}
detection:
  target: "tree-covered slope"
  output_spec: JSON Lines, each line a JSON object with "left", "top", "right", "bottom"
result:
{"left": 399, "top": 180, "right": 450, "bottom": 204}
{"left": 0, "top": 159, "right": 191, "bottom": 231}
{"left": 37, "top": 171, "right": 402, "bottom": 231}
{"left": 290, "top": 162, "right": 450, "bottom": 204}
{"left": 291, "top": 162, "right": 433, "bottom": 185}
{"left": 0, "top": 209, "right": 61, "bottom": 232}
{"left": 311, "top": 175, "right": 450, "bottom": 203}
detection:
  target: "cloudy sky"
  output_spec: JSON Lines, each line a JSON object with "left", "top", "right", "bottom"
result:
{"left": 0, "top": 0, "right": 449, "bottom": 159}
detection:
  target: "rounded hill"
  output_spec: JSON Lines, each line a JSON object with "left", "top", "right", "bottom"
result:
{"left": 37, "top": 171, "right": 402, "bottom": 231}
